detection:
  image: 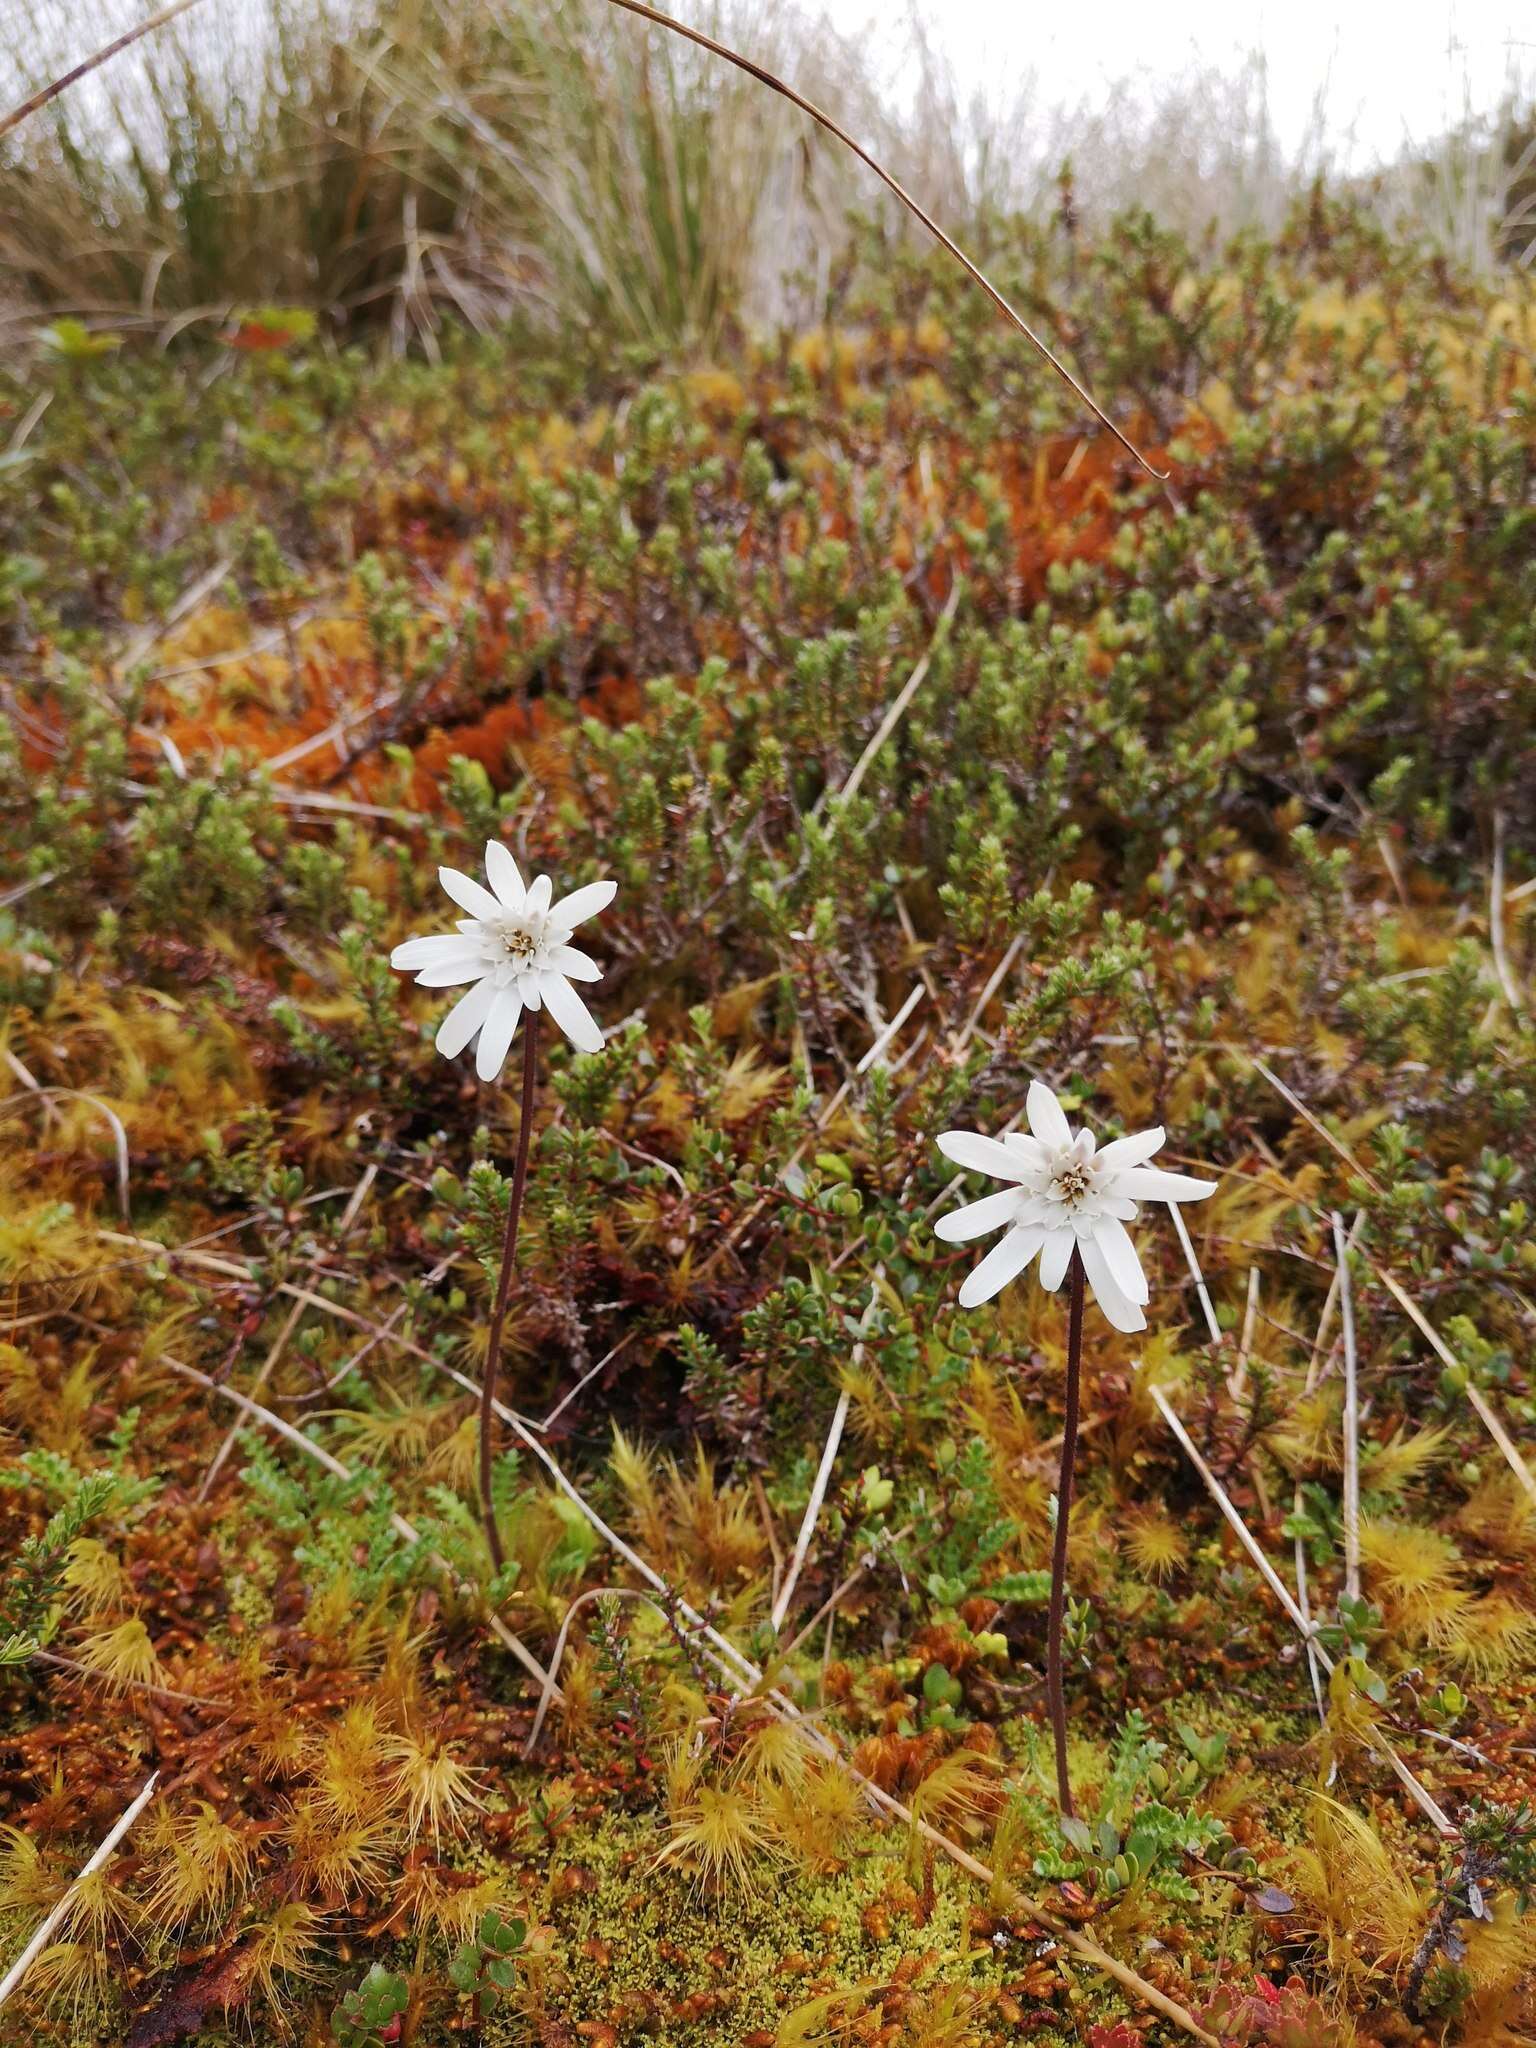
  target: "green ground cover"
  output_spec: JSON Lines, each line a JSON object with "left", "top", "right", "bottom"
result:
{"left": 1, "top": 189, "right": 1535, "bottom": 2045}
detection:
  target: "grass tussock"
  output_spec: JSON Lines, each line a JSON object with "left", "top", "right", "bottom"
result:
{"left": 4, "top": 0, "right": 1534, "bottom": 355}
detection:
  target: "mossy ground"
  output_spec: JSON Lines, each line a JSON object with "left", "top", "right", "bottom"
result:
{"left": 1, "top": 195, "right": 1535, "bottom": 2045}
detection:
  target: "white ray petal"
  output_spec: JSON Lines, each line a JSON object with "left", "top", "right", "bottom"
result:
{"left": 484, "top": 841, "right": 526, "bottom": 913}
{"left": 1095, "top": 1124, "right": 1166, "bottom": 1170}
{"left": 540, "top": 971, "right": 604, "bottom": 1054}
{"left": 475, "top": 989, "right": 524, "bottom": 1082}
{"left": 936, "top": 1131, "right": 1035, "bottom": 1183}
{"left": 525, "top": 874, "right": 553, "bottom": 916}
{"left": 934, "top": 1189, "right": 1022, "bottom": 1243}
{"left": 548, "top": 878, "right": 617, "bottom": 929}
{"left": 391, "top": 933, "right": 470, "bottom": 970}
{"left": 438, "top": 865, "right": 503, "bottom": 921}
{"left": 1112, "top": 1166, "right": 1217, "bottom": 1203}
{"left": 435, "top": 977, "right": 496, "bottom": 1060}
{"left": 1077, "top": 1233, "right": 1147, "bottom": 1332}
{"left": 1001, "top": 1131, "right": 1049, "bottom": 1171}
{"left": 549, "top": 944, "right": 601, "bottom": 982}
{"left": 413, "top": 956, "right": 486, "bottom": 987}
{"left": 1038, "top": 1229, "right": 1076, "bottom": 1292}
{"left": 1093, "top": 1213, "right": 1150, "bottom": 1305}
{"left": 958, "top": 1226, "right": 1044, "bottom": 1308}
{"left": 1026, "top": 1079, "right": 1073, "bottom": 1150}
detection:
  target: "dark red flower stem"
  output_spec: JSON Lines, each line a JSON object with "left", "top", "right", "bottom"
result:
{"left": 1046, "top": 1247, "right": 1086, "bottom": 1818}
{"left": 480, "top": 1013, "right": 540, "bottom": 1574}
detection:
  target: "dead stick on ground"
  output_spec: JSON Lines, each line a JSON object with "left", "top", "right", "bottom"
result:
{"left": 813, "top": 575, "right": 963, "bottom": 816}
{"left": 1490, "top": 808, "right": 1523, "bottom": 1011}
{"left": 524, "top": 1588, "right": 678, "bottom": 1758}
{"left": 197, "top": 1295, "right": 306, "bottom": 1502}
{"left": 1334, "top": 1212, "right": 1362, "bottom": 1602}
{"left": 770, "top": 1278, "right": 882, "bottom": 1630}
{"left": 0, "top": 1771, "right": 159, "bottom": 2008}
{"left": 1296, "top": 1209, "right": 1364, "bottom": 1720}
{"left": 1231, "top": 1266, "right": 1260, "bottom": 1405}
{"left": 1167, "top": 1199, "right": 1222, "bottom": 1347}
{"left": 0, "top": 1088, "right": 131, "bottom": 1223}
{"left": 1247, "top": 1056, "right": 1385, "bottom": 1196}
{"left": 1367, "top": 1263, "right": 1536, "bottom": 1510}
{"left": 1150, "top": 1384, "right": 1456, "bottom": 1838}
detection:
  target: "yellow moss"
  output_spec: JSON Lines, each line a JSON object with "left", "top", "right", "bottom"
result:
{"left": 143, "top": 1802, "right": 254, "bottom": 1928}
{"left": 653, "top": 1768, "right": 783, "bottom": 1894}
{"left": 1286, "top": 1795, "right": 1424, "bottom": 1984}
{"left": 283, "top": 1797, "right": 396, "bottom": 1897}
{"left": 71, "top": 1616, "right": 162, "bottom": 1694}
{"left": 382, "top": 1728, "right": 485, "bottom": 1845}
{"left": 233, "top": 1900, "right": 325, "bottom": 2009}
{"left": 58, "top": 1537, "right": 133, "bottom": 1618}
{"left": 1120, "top": 1507, "right": 1190, "bottom": 1582}
{"left": 1359, "top": 1425, "right": 1451, "bottom": 1496}
{"left": 1437, "top": 1595, "right": 1536, "bottom": 1679}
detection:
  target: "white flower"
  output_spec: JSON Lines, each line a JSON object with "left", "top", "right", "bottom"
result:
{"left": 389, "top": 842, "right": 616, "bottom": 1079}
{"left": 934, "top": 1079, "right": 1215, "bottom": 1332}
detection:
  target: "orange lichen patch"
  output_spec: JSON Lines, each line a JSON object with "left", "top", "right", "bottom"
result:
{"left": 357, "top": 668, "right": 645, "bottom": 811}
{"left": 1004, "top": 411, "right": 1224, "bottom": 605}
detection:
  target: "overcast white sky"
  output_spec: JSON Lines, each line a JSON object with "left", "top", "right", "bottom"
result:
{"left": 818, "top": 0, "right": 1535, "bottom": 169}
{"left": 12, "top": 0, "right": 1536, "bottom": 175}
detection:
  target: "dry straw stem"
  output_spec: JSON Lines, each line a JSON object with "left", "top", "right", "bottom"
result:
{"left": 1297, "top": 1208, "right": 1364, "bottom": 1719}
{"left": 811, "top": 574, "right": 964, "bottom": 819}
{"left": 166, "top": 1358, "right": 560, "bottom": 1699}
{"left": 1167, "top": 1197, "right": 1222, "bottom": 1346}
{"left": 1149, "top": 1384, "right": 1457, "bottom": 1838}
{"left": 1246, "top": 1055, "right": 1386, "bottom": 1197}
{"left": 1231, "top": 1264, "right": 1260, "bottom": 1404}
{"left": 0, "top": 1769, "right": 159, "bottom": 2008}
{"left": 97, "top": 1230, "right": 486, "bottom": 1388}
{"left": 602, "top": 0, "right": 1165, "bottom": 480}
{"left": 0, "top": 1087, "right": 131, "bottom": 1223}
{"left": 1238, "top": 1060, "right": 1533, "bottom": 1501}
{"left": 1333, "top": 1211, "right": 1362, "bottom": 1602}
{"left": 699, "top": 991, "right": 923, "bottom": 1278}
{"left": 769, "top": 1278, "right": 882, "bottom": 1630}
{"left": 524, "top": 1585, "right": 685, "bottom": 1756}
{"left": 197, "top": 1295, "right": 306, "bottom": 1502}
{"left": 0, "top": 0, "right": 204, "bottom": 140}
{"left": 1489, "top": 809, "right": 1523, "bottom": 1010}
{"left": 1366, "top": 1262, "right": 1536, "bottom": 1511}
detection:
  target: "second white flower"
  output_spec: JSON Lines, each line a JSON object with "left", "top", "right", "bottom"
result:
{"left": 389, "top": 842, "right": 616, "bottom": 1079}
{"left": 935, "top": 1079, "right": 1215, "bottom": 1331}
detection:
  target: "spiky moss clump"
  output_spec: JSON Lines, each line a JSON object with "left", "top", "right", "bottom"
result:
{"left": 520, "top": 1805, "right": 1090, "bottom": 2046}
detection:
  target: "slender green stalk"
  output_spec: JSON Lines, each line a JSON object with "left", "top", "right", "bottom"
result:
{"left": 1046, "top": 1247, "right": 1086, "bottom": 1817}
{"left": 480, "top": 1013, "right": 540, "bottom": 1573}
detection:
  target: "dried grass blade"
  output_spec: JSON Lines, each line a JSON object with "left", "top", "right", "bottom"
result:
{"left": 0, "top": 1771, "right": 159, "bottom": 2008}
{"left": 1368, "top": 1262, "right": 1536, "bottom": 1509}
{"left": 602, "top": 0, "right": 1166, "bottom": 479}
